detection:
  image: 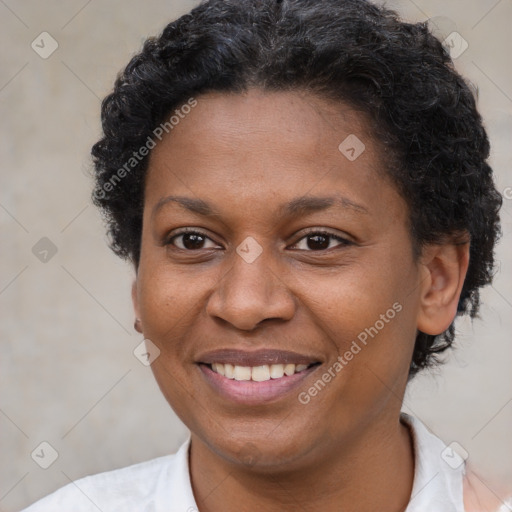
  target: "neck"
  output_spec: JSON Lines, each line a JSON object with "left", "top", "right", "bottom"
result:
{"left": 189, "top": 413, "right": 415, "bottom": 512}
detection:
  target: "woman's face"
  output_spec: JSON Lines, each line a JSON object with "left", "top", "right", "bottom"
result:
{"left": 133, "top": 88, "right": 427, "bottom": 470}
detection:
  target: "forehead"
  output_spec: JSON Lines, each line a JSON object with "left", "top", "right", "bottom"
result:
{"left": 149, "top": 89, "right": 375, "bottom": 171}
{"left": 144, "top": 88, "right": 403, "bottom": 224}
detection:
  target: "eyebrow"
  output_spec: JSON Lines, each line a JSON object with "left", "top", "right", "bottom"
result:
{"left": 152, "top": 194, "right": 369, "bottom": 219}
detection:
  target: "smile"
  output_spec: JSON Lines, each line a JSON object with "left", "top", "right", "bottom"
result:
{"left": 197, "top": 362, "right": 322, "bottom": 405}
{"left": 196, "top": 348, "right": 323, "bottom": 403}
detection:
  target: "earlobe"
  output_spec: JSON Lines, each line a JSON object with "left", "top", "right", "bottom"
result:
{"left": 416, "top": 240, "right": 470, "bottom": 336}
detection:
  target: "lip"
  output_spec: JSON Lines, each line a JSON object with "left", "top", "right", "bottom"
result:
{"left": 198, "top": 362, "right": 321, "bottom": 405}
{"left": 196, "top": 348, "right": 322, "bottom": 367}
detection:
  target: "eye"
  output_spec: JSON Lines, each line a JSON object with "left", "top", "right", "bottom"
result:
{"left": 289, "top": 230, "right": 352, "bottom": 251}
{"left": 166, "top": 229, "right": 221, "bottom": 251}
{"left": 165, "top": 228, "right": 352, "bottom": 252}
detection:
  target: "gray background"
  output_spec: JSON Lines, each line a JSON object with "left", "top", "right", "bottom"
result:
{"left": 1, "top": 1, "right": 511, "bottom": 510}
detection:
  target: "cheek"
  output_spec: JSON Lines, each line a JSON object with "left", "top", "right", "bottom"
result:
{"left": 138, "top": 262, "right": 198, "bottom": 325}
{"left": 300, "top": 265, "right": 397, "bottom": 335}
{"left": 301, "top": 272, "right": 417, "bottom": 421}
{"left": 299, "top": 251, "right": 418, "bottom": 373}
{"left": 136, "top": 260, "right": 222, "bottom": 365}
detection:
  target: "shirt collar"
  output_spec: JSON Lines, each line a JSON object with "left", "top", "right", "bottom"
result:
{"left": 402, "top": 412, "right": 465, "bottom": 512}
{"left": 171, "top": 415, "right": 466, "bottom": 512}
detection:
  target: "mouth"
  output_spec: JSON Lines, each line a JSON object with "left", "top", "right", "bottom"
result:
{"left": 196, "top": 349, "right": 322, "bottom": 404}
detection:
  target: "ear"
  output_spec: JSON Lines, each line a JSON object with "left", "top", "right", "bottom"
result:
{"left": 416, "top": 240, "right": 470, "bottom": 336}
{"left": 132, "top": 279, "right": 143, "bottom": 333}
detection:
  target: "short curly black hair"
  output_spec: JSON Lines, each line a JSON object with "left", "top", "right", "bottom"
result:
{"left": 91, "top": 0, "right": 502, "bottom": 378}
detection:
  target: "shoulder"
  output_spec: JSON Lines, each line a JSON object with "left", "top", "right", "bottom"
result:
{"left": 400, "top": 413, "right": 511, "bottom": 512}
{"left": 20, "top": 453, "right": 176, "bottom": 512}
{"left": 463, "top": 469, "right": 512, "bottom": 512}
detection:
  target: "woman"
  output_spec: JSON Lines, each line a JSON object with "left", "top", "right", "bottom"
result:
{"left": 22, "top": 0, "right": 506, "bottom": 510}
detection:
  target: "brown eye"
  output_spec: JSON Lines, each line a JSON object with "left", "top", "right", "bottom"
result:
{"left": 290, "top": 231, "right": 351, "bottom": 251}
{"left": 167, "top": 230, "right": 220, "bottom": 251}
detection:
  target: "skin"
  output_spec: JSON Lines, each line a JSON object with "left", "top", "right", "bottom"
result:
{"left": 132, "top": 88, "right": 469, "bottom": 512}
{"left": 463, "top": 470, "right": 509, "bottom": 511}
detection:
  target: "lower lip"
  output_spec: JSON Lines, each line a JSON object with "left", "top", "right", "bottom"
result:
{"left": 198, "top": 364, "right": 320, "bottom": 405}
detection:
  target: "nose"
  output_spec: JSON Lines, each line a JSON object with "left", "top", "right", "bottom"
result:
{"left": 205, "top": 246, "right": 296, "bottom": 331}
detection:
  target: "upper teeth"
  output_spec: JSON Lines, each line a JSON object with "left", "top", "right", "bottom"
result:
{"left": 211, "top": 363, "right": 310, "bottom": 381}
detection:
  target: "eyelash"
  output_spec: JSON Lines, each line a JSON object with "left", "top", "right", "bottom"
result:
{"left": 165, "top": 228, "right": 352, "bottom": 252}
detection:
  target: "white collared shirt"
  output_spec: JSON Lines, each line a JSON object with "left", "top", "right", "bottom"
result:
{"left": 21, "top": 413, "right": 468, "bottom": 511}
